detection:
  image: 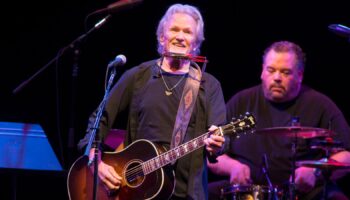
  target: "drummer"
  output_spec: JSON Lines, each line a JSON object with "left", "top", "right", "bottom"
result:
{"left": 208, "top": 41, "right": 350, "bottom": 199}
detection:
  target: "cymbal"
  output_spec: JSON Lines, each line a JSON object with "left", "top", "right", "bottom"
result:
{"left": 256, "top": 126, "right": 333, "bottom": 139}
{"left": 296, "top": 158, "right": 350, "bottom": 170}
{"left": 310, "top": 137, "right": 344, "bottom": 152}
{"left": 311, "top": 137, "right": 343, "bottom": 147}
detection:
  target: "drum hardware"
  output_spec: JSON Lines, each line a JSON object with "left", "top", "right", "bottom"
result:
{"left": 255, "top": 117, "right": 335, "bottom": 200}
{"left": 296, "top": 158, "right": 350, "bottom": 170}
{"left": 310, "top": 137, "right": 345, "bottom": 157}
{"left": 296, "top": 158, "right": 350, "bottom": 200}
{"left": 240, "top": 117, "right": 347, "bottom": 200}
{"left": 220, "top": 184, "right": 284, "bottom": 200}
{"left": 296, "top": 135, "right": 350, "bottom": 200}
{"left": 255, "top": 127, "right": 334, "bottom": 139}
{"left": 261, "top": 154, "right": 279, "bottom": 200}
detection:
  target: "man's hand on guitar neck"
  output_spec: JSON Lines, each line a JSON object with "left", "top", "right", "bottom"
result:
{"left": 204, "top": 125, "right": 226, "bottom": 157}
{"left": 89, "top": 148, "right": 122, "bottom": 190}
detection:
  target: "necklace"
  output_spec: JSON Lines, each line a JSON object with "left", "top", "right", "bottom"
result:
{"left": 160, "top": 70, "right": 186, "bottom": 96}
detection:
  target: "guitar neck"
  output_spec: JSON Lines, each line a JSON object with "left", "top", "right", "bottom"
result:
{"left": 142, "top": 132, "right": 209, "bottom": 175}
{"left": 142, "top": 123, "right": 237, "bottom": 175}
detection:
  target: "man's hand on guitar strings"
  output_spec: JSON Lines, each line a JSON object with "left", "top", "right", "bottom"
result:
{"left": 97, "top": 161, "right": 122, "bottom": 190}
{"left": 89, "top": 148, "right": 122, "bottom": 190}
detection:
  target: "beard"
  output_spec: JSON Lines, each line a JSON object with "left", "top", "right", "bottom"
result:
{"left": 263, "top": 82, "right": 300, "bottom": 103}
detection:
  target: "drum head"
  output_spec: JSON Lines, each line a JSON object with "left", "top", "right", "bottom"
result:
{"left": 221, "top": 184, "right": 282, "bottom": 200}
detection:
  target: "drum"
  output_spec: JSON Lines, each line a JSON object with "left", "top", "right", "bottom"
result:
{"left": 220, "top": 184, "right": 284, "bottom": 200}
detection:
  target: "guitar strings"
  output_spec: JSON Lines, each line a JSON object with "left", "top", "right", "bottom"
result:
{"left": 122, "top": 134, "right": 209, "bottom": 181}
{"left": 122, "top": 155, "right": 165, "bottom": 180}
{"left": 122, "top": 141, "right": 207, "bottom": 181}
{"left": 118, "top": 116, "right": 253, "bottom": 182}
{"left": 121, "top": 157, "right": 167, "bottom": 182}
{"left": 123, "top": 165, "right": 143, "bottom": 182}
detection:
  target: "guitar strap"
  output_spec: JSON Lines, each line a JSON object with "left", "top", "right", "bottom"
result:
{"left": 170, "top": 62, "right": 202, "bottom": 153}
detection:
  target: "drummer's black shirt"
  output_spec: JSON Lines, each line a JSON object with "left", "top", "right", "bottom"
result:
{"left": 226, "top": 85, "right": 350, "bottom": 185}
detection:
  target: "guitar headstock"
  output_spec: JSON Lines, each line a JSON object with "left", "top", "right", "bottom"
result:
{"left": 219, "top": 112, "right": 256, "bottom": 138}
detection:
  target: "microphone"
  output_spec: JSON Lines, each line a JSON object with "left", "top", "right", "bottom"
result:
{"left": 328, "top": 24, "right": 350, "bottom": 37}
{"left": 93, "top": 0, "right": 143, "bottom": 15}
{"left": 108, "top": 54, "right": 127, "bottom": 69}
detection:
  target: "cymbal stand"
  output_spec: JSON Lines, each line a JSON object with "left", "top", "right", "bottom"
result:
{"left": 289, "top": 134, "right": 297, "bottom": 200}
{"left": 289, "top": 116, "right": 300, "bottom": 200}
{"left": 319, "top": 143, "right": 332, "bottom": 200}
{"left": 319, "top": 159, "right": 332, "bottom": 200}
{"left": 318, "top": 122, "right": 337, "bottom": 200}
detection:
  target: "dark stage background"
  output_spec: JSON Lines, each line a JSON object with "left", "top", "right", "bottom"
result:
{"left": 1, "top": 0, "right": 350, "bottom": 199}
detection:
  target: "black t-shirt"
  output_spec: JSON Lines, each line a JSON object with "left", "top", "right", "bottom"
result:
{"left": 79, "top": 59, "right": 227, "bottom": 199}
{"left": 226, "top": 85, "right": 350, "bottom": 186}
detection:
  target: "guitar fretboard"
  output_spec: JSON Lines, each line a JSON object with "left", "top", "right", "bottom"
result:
{"left": 140, "top": 114, "right": 255, "bottom": 175}
{"left": 142, "top": 132, "right": 209, "bottom": 175}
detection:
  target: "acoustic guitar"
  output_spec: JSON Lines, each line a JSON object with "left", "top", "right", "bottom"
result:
{"left": 67, "top": 113, "right": 255, "bottom": 200}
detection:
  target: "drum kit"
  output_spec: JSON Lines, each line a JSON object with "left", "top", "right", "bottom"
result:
{"left": 220, "top": 126, "right": 350, "bottom": 200}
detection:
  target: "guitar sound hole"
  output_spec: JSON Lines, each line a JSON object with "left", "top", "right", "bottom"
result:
{"left": 125, "top": 161, "right": 144, "bottom": 187}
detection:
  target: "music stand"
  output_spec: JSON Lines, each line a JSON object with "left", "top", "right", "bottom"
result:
{"left": 0, "top": 121, "right": 63, "bottom": 199}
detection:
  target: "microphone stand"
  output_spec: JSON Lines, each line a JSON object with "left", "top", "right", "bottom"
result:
{"left": 12, "top": 15, "right": 111, "bottom": 95}
{"left": 84, "top": 66, "right": 118, "bottom": 200}
{"left": 12, "top": 15, "right": 111, "bottom": 168}
{"left": 67, "top": 43, "right": 80, "bottom": 165}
